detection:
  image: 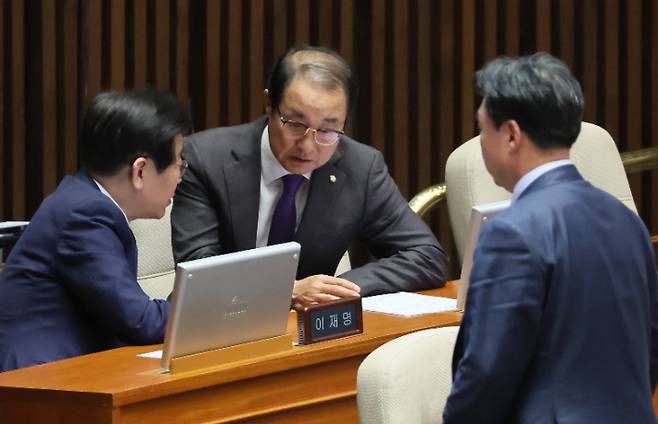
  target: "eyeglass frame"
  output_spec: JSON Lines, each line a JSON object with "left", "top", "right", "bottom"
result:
{"left": 276, "top": 107, "right": 345, "bottom": 146}
{"left": 177, "top": 159, "right": 189, "bottom": 177}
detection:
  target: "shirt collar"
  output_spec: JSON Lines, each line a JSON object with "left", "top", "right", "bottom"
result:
{"left": 93, "top": 179, "right": 130, "bottom": 224}
{"left": 511, "top": 159, "right": 573, "bottom": 203}
{"left": 260, "top": 126, "right": 311, "bottom": 184}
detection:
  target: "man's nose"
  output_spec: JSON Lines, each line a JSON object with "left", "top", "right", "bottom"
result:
{"left": 296, "top": 130, "right": 316, "bottom": 151}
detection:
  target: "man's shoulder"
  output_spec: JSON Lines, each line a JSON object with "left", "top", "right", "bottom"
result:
{"left": 335, "top": 136, "right": 383, "bottom": 169}
{"left": 184, "top": 118, "right": 266, "bottom": 154}
{"left": 338, "top": 135, "right": 379, "bottom": 155}
{"left": 499, "top": 180, "right": 640, "bottom": 240}
{"left": 39, "top": 175, "right": 125, "bottom": 227}
{"left": 43, "top": 174, "right": 103, "bottom": 209}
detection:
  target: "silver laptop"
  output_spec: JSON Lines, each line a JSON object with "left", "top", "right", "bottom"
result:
{"left": 161, "top": 242, "right": 300, "bottom": 371}
{"left": 457, "top": 200, "right": 510, "bottom": 310}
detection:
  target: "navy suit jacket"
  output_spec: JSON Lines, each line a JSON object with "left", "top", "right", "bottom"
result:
{"left": 444, "top": 165, "right": 658, "bottom": 423}
{"left": 171, "top": 117, "right": 448, "bottom": 295}
{"left": 0, "top": 172, "right": 169, "bottom": 372}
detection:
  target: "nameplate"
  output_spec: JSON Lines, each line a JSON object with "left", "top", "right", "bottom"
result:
{"left": 296, "top": 297, "right": 363, "bottom": 345}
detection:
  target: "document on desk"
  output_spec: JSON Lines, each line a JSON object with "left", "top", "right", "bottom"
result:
{"left": 361, "top": 292, "right": 458, "bottom": 317}
{"left": 0, "top": 221, "right": 29, "bottom": 230}
{"left": 138, "top": 350, "right": 163, "bottom": 359}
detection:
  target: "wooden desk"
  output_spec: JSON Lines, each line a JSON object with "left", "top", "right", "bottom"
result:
{"left": 0, "top": 283, "right": 460, "bottom": 423}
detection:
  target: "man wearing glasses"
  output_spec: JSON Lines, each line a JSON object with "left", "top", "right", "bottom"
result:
{"left": 171, "top": 46, "right": 448, "bottom": 308}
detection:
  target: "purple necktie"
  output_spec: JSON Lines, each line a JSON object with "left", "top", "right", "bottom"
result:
{"left": 268, "top": 174, "right": 305, "bottom": 245}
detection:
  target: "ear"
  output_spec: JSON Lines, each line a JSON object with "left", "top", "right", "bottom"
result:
{"left": 263, "top": 89, "right": 272, "bottom": 115}
{"left": 505, "top": 120, "right": 523, "bottom": 153}
{"left": 130, "top": 157, "right": 148, "bottom": 190}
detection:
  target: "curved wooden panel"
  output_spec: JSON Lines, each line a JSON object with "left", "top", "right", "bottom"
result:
{"left": 1, "top": 0, "right": 658, "bottom": 277}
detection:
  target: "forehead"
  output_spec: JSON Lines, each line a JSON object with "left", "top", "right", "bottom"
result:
{"left": 281, "top": 77, "right": 347, "bottom": 117}
{"left": 477, "top": 100, "right": 492, "bottom": 123}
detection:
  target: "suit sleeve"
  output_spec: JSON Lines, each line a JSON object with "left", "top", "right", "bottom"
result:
{"left": 56, "top": 204, "right": 168, "bottom": 345}
{"left": 171, "top": 139, "right": 224, "bottom": 263}
{"left": 649, "top": 264, "right": 658, "bottom": 391}
{"left": 443, "top": 218, "right": 545, "bottom": 424}
{"left": 340, "top": 151, "right": 448, "bottom": 295}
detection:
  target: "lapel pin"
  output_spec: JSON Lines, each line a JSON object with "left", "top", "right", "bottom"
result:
{"left": 329, "top": 175, "right": 337, "bottom": 183}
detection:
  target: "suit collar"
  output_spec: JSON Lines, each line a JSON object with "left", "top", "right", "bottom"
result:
{"left": 74, "top": 170, "right": 101, "bottom": 190}
{"left": 225, "top": 120, "right": 348, "bottom": 249}
{"left": 518, "top": 164, "right": 583, "bottom": 201}
{"left": 230, "top": 116, "right": 268, "bottom": 161}
{"left": 512, "top": 159, "right": 572, "bottom": 203}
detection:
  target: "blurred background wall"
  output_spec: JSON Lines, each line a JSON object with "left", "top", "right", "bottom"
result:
{"left": 2, "top": 0, "right": 657, "bottom": 275}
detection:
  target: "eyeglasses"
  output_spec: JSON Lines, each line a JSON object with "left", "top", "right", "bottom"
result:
{"left": 177, "top": 159, "right": 189, "bottom": 177}
{"left": 277, "top": 107, "right": 344, "bottom": 146}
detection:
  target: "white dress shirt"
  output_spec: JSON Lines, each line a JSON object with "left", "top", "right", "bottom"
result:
{"left": 93, "top": 179, "right": 129, "bottom": 224}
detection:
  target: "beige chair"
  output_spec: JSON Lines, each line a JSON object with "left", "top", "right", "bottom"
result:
{"left": 356, "top": 325, "right": 459, "bottom": 424}
{"left": 445, "top": 122, "right": 636, "bottom": 262}
{"left": 129, "top": 204, "right": 176, "bottom": 299}
{"left": 334, "top": 251, "right": 352, "bottom": 276}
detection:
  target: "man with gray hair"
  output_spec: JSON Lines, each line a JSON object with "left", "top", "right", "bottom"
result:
{"left": 172, "top": 46, "right": 448, "bottom": 308}
{"left": 443, "top": 53, "right": 658, "bottom": 423}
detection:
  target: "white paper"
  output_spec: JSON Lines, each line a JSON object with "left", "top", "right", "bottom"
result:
{"left": 362, "top": 292, "right": 458, "bottom": 317}
{"left": 0, "top": 221, "right": 29, "bottom": 230}
{"left": 138, "top": 349, "right": 163, "bottom": 359}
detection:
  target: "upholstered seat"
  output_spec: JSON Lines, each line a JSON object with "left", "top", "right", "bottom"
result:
{"left": 129, "top": 204, "right": 175, "bottom": 299}
{"left": 356, "top": 325, "right": 459, "bottom": 424}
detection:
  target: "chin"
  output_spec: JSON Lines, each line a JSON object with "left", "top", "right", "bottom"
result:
{"left": 154, "top": 208, "right": 167, "bottom": 219}
{"left": 285, "top": 161, "right": 316, "bottom": 175}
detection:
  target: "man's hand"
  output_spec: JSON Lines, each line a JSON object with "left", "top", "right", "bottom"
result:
{"left": 292, "top": 275, "right": 361, "bottom": 310}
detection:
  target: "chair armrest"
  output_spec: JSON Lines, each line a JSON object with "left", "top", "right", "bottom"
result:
{"left": 408, "top": 183, "right": 447, "bottom": 218}
{"left": 621, "top": 147, "right": 658, "bottom": 174}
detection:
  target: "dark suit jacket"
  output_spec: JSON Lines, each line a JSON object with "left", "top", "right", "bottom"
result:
{"left": 0, "top": 172, "right": 169, "bottom": 372}
{"left": 171, "top": 117, "right": 448, "bottom": 295}
{"left": 444, "top": 165, "right": 658, "bottom": 424}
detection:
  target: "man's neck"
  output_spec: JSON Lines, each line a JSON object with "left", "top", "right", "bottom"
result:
{"left": 93, "top": 173, "right": 137, "bottom": 221}
{"left": 515, "top": 147, "right": 570, "bottom": 183}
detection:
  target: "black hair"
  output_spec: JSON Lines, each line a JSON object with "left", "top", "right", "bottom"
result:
{"left": 267, "top": 45, "right": 357, "bottom": 114}
{"left": 475, "top": 52, "right": 584, "bottom": 149}
{"left": 79, "top": 89, "right": 192, "bottom": 176}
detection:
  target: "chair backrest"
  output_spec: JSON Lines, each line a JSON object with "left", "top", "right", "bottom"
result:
{"left": 129, "top": 201, "right": 350, "bottom": 288}
{"left": 128, "top": 204, "right": 176, "bottom": 299}
{"left": 357, "top": 325, "right": 459, "bottom": 424}
{"left": 446, "top": 122, "right": 636, "bottom": 262}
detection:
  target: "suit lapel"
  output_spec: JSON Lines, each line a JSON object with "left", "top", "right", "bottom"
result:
{"left": 296, "top": 148, "right": 346, "bottom": 242}
{"left": 224, "top": 121, "right": 264, "bottom": 250}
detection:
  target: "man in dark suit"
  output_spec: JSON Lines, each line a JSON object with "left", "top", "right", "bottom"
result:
{"left": 443, "top": 53, "right": 658, "bottom": 423}
{"left": 172, "top": 46, "right": 448, "bottom": 307}
{"left": 0, "top": 90, "right": 192, "bottom": 372}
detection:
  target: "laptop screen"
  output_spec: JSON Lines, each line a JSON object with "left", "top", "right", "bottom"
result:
{"left": 161, "top": 242, "right": 300, "bottom": 371}
{"left": 457, "top": 200, "right": 509, "bottom": 310}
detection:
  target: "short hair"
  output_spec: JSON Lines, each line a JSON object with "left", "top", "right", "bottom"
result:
{"left": 475, "top": 52, "right": 584, "bottom": 149}
{"left": 267, "top": 45, "right": 357, "bottom": 114}
{"left": 79, "top": 89, "right": 192, "bottom": 176}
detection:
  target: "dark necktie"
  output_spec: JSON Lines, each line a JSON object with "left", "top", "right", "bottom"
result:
{"left": 268, "top": 174, "right": 305, "bottom": 245}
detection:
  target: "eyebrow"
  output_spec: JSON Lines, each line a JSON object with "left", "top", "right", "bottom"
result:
{"left": 283, "top": 107, "right": 341, "bottom": 126}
